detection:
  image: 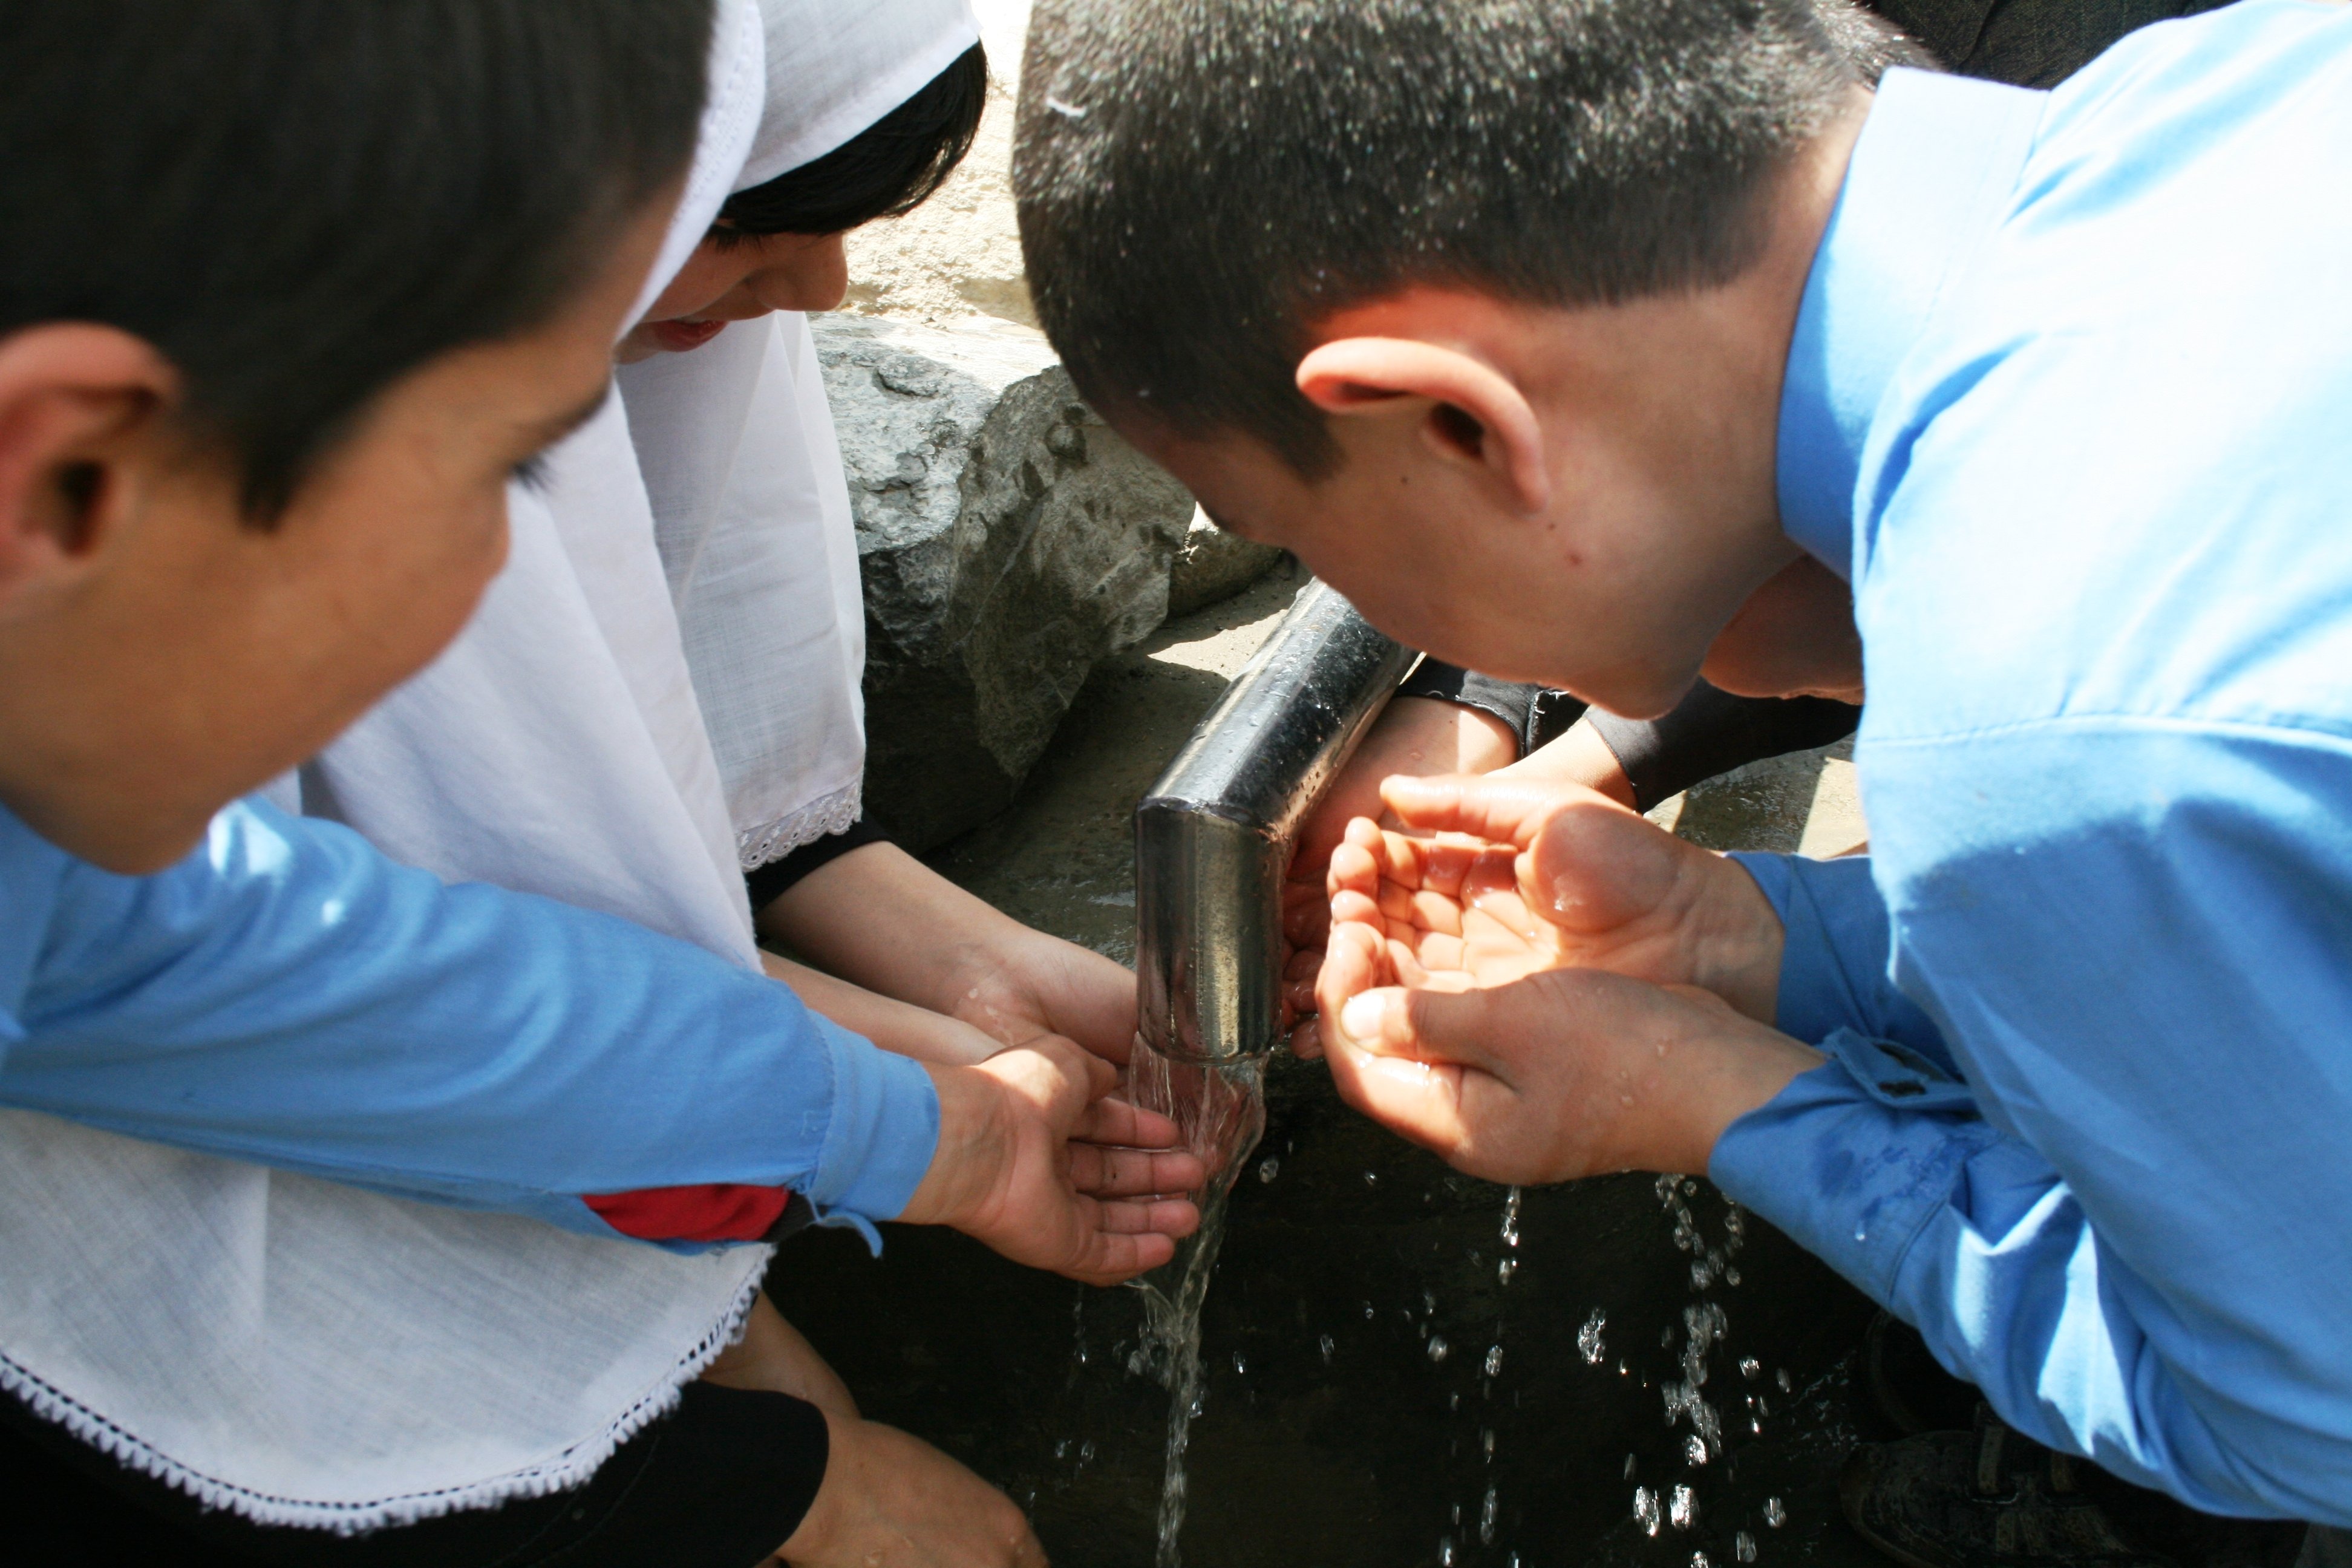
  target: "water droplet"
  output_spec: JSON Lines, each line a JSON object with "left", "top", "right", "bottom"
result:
{"left": 1481, "top": 1428, "right": 1496, "bottom": 1458}
{"left": 1256, "top": 1155, "right": 1279, "bottom": 1183}
{"left": 1479, "top": 1484, "right": 1500, "bottom": 1545}
{"left": 1740, "top": 1357, "right": 1762, "bottom": 1380}
{"left": 1775, "top": 1368, "right": 1793, "bottom": 1394}
{"left": 1684, "top": 1434, "right": 1708, "bottom": 1466}
{"left": 1319, "top": 1333, "right": 1334, "bottom": 1364}
{"left": 1725, "top": 1266, "right": 1742, "bottom": 1287}
{"left": 1736, "top": 1530, "right": 1758, "bottom": 1562}
{"left": 1670, "top": 1484, "right": 1696, "bottom": 1530}
{"left": 1485, "top": 1344, "right": 1504, "bottom": 1377}
{"left": 1428, "top": 1335, "right": 1450, "bottom": 1363}
{"left": 1578, "top": 1308, "right": 1607, "bottom": 1365}
{"left": 1683, "top": 1178, "right": 1699, "bottom": 1196}
{"left": 1054, "top": 1439, "right": 1070, "bottom": 1459}
{"left": 1363, "top": 1300, "right": 1376, "bottom": 1320}
{"left": 1763, "top": 1496, "right": 1787, "bottom": 1529}
{"left": 1362, "top": 1170, "right": 1379, "bottom": 1187}
{"left": 1079, "top": 1440, "right": 1095, "bottom": 1462}
{"left": 1232, "top": 1351, "right": 1246, "bottom": 1376}
{"left": 1624, "top": 1453, "right": 1637, "bottom": 1479}
{"left": 1500, "top": 1186, "right": 1523, "bottom": 1246}
{"left": 1634, "top": 1486, "right": 1661, "bottom": 1537}
{"left": 1693, "top": 1555, "right": 1711, "bottom": 1568}
{"left": 1449, "top": 1391, "right": 1461, "bottom": 1410}
{"left": 1423, "top": 1289, "right": 1438, "bottom": 1315}
{"left": 1439, "top": 1537, "right": 1457, "bottom": 1567}
{"left": 1497, "top": 1258, "right": 1518, "bottom": 1285}
{"left": 1853, "top": 1223, "right": 1868, "bottom": 1243}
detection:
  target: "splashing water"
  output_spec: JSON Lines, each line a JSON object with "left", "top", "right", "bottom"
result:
{"left": 1123, "top": 1036, "right": 1267, "bottom": 1568}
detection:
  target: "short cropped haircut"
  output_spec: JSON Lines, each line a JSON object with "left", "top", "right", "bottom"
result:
{"left": 1016, "top": 0, "right": 1856, "bottom": 476}
{"left": 720, "top": 42, "right": 988, "bottom": 238}
{"left": 0, "top": 0, "right": 713, "bottom": 518}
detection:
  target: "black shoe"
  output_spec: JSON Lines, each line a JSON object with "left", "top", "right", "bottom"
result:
{"left": 1864, "top": 1310, "right": 1983, "bottom": 1437}
{"left": 1843, "top": 1407, "right": 2305, "bottom": 1568}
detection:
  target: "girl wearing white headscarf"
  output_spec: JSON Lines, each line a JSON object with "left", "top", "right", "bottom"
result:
{"left": 618, "top": 0, "right": 1140, "bottom": 1095}
{"left": 295, "top": 1, "right": 1111, "bottom": 1563}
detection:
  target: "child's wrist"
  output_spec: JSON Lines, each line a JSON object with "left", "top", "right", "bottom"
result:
{"left": 901, "top": 1065, "right": 1007, "bottom": 1232}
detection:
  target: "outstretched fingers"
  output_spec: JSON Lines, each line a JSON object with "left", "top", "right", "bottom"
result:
{"left": 1061, "top": 1197, "right": 1201, "bottom": 1284}
{"left": 1068, "top": 1142, "right": 1204, "bottom": 1198}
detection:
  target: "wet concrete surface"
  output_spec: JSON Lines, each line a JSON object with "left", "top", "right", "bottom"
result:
{"left": 767, "top": 564, "right": 1889, "bottom": 1567}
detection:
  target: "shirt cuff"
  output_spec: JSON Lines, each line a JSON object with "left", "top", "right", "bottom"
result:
{"left": 1708, "top": 1029, "right": 1999, "bottom": 1306}
{"left": 803, "top": 1016, "right": 939, "bottom": 1249}
{"left": 1730, "top": 852, "right": 1953, "bottom": 1070}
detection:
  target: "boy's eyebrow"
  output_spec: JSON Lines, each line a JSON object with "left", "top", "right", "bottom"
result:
{"left": 523, "top": 383, "right": 613, "bottom": 451}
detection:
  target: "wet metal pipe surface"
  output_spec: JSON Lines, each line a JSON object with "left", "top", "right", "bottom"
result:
{"left": 1136, "top": 580, "right": 1418, "bottom": 1063}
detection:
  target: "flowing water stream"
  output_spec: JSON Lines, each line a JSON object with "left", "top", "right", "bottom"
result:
{"left": 1124, "top": 1036, "right": 1269, "bottom": 1567}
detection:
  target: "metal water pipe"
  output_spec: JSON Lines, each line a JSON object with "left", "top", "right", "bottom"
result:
{"left": 1134, "top": 579, "right": 1417, "bottom": 1065}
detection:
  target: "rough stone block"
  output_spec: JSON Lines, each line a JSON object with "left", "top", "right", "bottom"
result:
{"left": 815, "top": 313, "right": 1195, "bottom": 850}
{"left": 1167, "top": 505, "right": 1289, "bottom": 619}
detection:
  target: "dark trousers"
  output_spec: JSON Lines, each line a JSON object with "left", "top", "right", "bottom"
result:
{"left": 2, "top": 1381, "right": 827, "bottom": 1568}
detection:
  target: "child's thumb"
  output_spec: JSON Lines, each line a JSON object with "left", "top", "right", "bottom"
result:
{"left": 1338, "top": 985, "right": 1504, "bottom": 1075}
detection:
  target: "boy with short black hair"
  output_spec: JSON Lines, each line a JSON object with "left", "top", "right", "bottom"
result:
{"left": 0, "top": 4, "right": 1189, "bottom": 1560}
{"left": 1017, "top": 0, "right": 2352, "bottom": 1552}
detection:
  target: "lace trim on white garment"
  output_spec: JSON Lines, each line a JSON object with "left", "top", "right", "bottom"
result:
{"left": 0, "top": 1246, "right": 771, "bottom": 1534}
{"left": 737, "top": 781, "right": 863, "bottom": 871}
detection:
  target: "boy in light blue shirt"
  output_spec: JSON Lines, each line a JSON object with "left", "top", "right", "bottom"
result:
{"left": 1014, "top": 0, "right": 2352, "bottom": 1551}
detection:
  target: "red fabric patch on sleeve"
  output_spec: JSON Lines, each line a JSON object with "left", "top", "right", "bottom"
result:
{"left": 582, "top": 1183, "right": 792, "bottom": 1243}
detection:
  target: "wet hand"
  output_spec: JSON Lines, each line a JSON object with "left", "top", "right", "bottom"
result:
{"left": 1282, "top": 697, "right": 1521, "bottom": 1042}
{"left": 1314, "top": 952, "right": 1820, "bottom": 1185}
{"left": 1304, "top": 775, "right": 1783, "bottom": 1056}
{"left": 947, "top": 933, "right": 1139, "bottom": 1067}
{"left": 903, "top": 1037, "right": 1203, "bottom": 1286}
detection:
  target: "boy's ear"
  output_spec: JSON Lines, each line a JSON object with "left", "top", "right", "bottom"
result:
{"left": 0, "top": 325, "right": 177, "bottom": 615}
{"left": 1296, "top": 336, "right": 1550, "bottom": 514}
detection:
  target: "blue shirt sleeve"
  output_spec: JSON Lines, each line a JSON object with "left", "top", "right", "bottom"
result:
{"left": 1714, "top": 722, "right": 2352, "bottom": 1526}
{"left": 0, "top": 799, "right": 938, "bottom": 1250}
{"left": 1727, "top": 852, "right": 1953, "bottom": 1071}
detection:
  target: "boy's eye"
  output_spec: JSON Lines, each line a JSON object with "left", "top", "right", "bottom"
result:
{"left": 510, "top": 453, "right": 552, "bottom": 493}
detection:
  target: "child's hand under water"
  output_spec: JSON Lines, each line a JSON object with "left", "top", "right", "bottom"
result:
{"left": 903, "top": 1034, "right": 1203, "bottom": 1287}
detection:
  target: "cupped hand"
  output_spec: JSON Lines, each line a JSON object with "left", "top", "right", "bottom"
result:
{"left": 904, "top": 1037, "right": 1203, "bottom": 1286}
{"left": 1314, "top": 926, "right": 1820, "bottom": 1184}
{"left": 1281, "top": 697, "right": 1523, "bottom": 1043}
{"left": 1305, "top": 775, "right": 1783, "bottom": 1054}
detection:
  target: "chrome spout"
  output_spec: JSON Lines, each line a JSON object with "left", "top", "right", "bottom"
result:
{"left": 1135, "top": 580, "right": 1417, "bottom": 1063}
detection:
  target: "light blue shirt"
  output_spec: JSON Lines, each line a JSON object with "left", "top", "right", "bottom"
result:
{"left": 0, "top": 797, "right": 938, "bottom": 1247}
{"left": 1710, "top": 0, "right": 2352, "bottom": 1523}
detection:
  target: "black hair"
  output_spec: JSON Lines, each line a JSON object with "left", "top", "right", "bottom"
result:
{"left": 1015, "top": 0, "right": 1857, "bottom": 477}
{"left": 1814, "top": 0, "right": 1941, "bottom": 83}
{"left": 718, "top": 42, "right": 988, "bottom": 238}
{"left": 0, "top": 0, "right": 713, "bottom": 519}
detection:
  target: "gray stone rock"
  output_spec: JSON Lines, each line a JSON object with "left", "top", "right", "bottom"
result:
{"left": 815, "top": 313, "right": 1196, "bottom": 850}
{"left": 1166, "top": 505, "right": 1288, "bottom": 619}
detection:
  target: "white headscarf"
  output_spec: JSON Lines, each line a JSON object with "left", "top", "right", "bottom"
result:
{"left": 0, "top": 1, "right": 782, "bottom": 1530}
{"left": 738, "top": 0, "right": 982, "bottom": 189}
{"left": 619, "top": 0, "right": 982, "bottom": 870}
